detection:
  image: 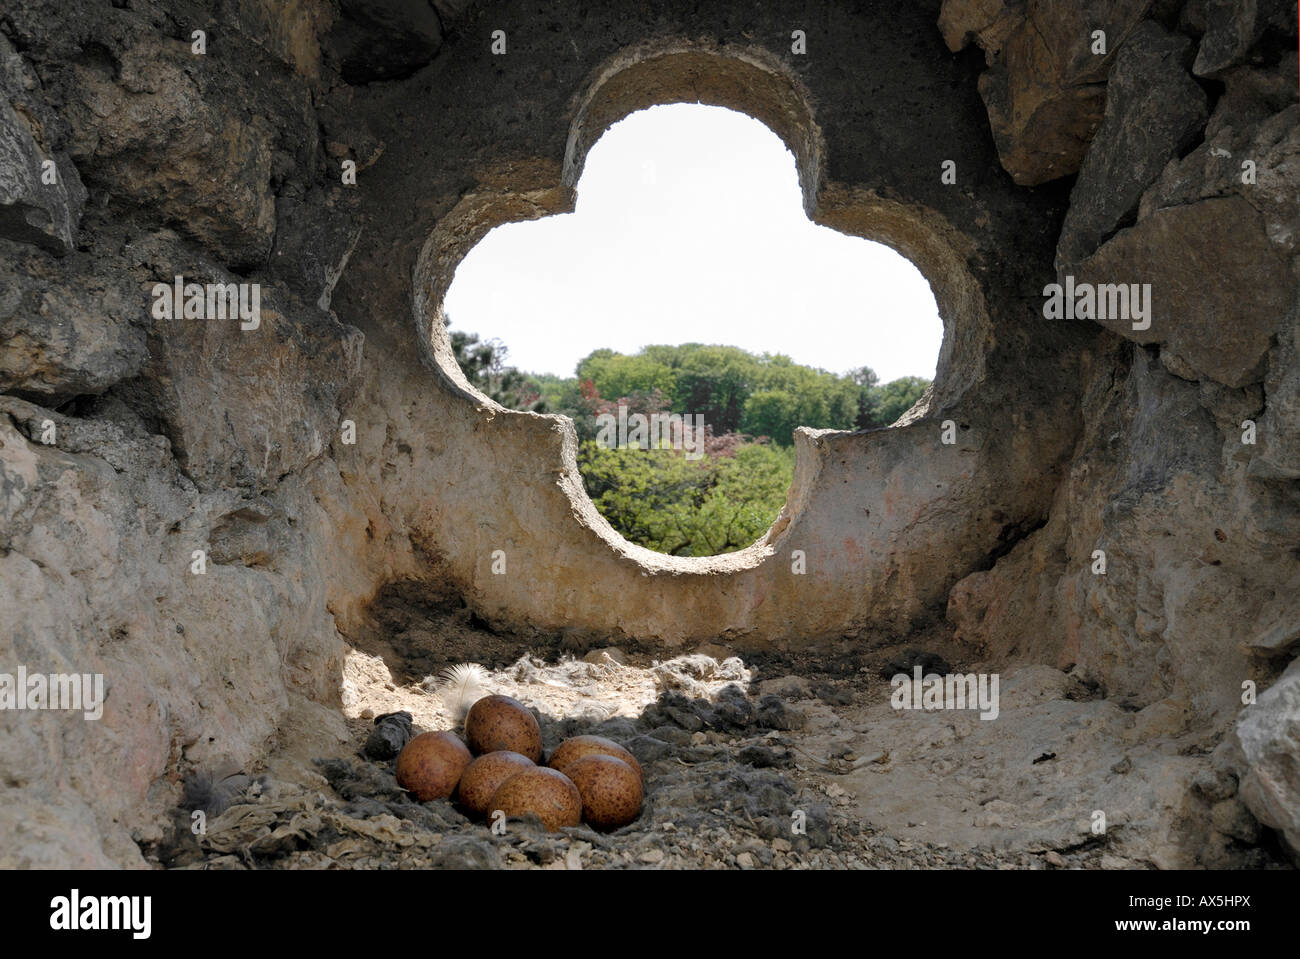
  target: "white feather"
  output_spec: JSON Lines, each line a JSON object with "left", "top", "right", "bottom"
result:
{"left": 435, "top": 663, "right": 489, "bottom": 722}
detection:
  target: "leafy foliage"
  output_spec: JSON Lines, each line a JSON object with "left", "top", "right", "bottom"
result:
{"left": 578, "top": 439, "right": 795, "bottom": 556}
{"left": 447, "top": 318, "right": 546, "bottom": 412}
{"left": 860, "top": 375, "right": 930, "bottom": 427}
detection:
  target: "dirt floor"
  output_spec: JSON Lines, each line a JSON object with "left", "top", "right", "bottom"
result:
{"left": 142, "top": 595, "right": 1291, "bottom": 870}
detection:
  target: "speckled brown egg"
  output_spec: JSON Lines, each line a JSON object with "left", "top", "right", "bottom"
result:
{"left": 488, "top": 767, "right": 582, "bottom": 832}
{"left": 564, "top": 755, "right": 643, "bottom": 830}
{"left": 464, "top": 694, "right": 543, "bottom": 762}
{"left": 456, "top": 750, "right": 535, "bottom": 819}
{"left": 548, "top": 735, "right": 643, "bottom": 782}
{"left": 395, "top": 731, "right": 472, "bottom": 801}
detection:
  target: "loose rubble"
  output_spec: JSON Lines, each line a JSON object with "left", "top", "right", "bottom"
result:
{"left": 145, "top": 646, "right": 1293, "bottom": 871}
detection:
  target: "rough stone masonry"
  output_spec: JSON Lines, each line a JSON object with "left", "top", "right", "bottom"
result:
{"left": 0, "top": 0, "right": 1297, "bottom": 868}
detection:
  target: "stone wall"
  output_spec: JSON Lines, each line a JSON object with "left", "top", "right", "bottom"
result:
{"left": 0, "top": 0, "right": 1296, "bottom": 866}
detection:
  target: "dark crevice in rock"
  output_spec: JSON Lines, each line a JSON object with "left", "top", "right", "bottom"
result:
{"left": 1191, "top": 76, "right": 1227, "bottom": 128}
{"left": 978, "top": 515, "right": 1050, "bottom": 571}
{"left": 329, "top": 0, "right": 445, "bottom": 86}
{"left": 0, "top": 19, "right": 27, "bottom": 51}
{"left": 51, "top": 393, "right": 98, "bottom": 418}
{"left": 73, "top": 39, "right": 118, "bottom": 79}
{"left": 948, "top": 40, "right": 989, "bottom": 86}
{"left": 1251, "top": 25, "right": 1300, "bottom": 69}
{"left": 466, "top": 609, "right": 495, "bottom": 633}
{"left": 1113, "top": 202, "right": 1140, "bottom": 234}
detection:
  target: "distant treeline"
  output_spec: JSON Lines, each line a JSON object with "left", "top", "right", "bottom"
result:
{"left": 451, "top": 326, "right": 929, "bottom": 443}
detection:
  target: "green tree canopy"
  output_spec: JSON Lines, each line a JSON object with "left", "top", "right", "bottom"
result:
{"left": 576, "top": 351, "right": 678, "bottom": 402}
{"left": 864, "top": 376, "right": 929, "bottom": 426}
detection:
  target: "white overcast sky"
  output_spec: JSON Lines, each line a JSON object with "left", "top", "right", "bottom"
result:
{"left": 443, "top": 104, "right": 943, "bottom": 384}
